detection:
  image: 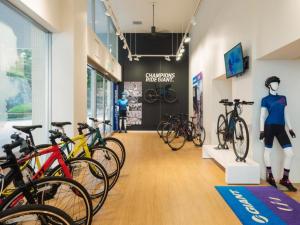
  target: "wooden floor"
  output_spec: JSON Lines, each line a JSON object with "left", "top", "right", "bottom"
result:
{"left": 93, "top": 132, "right": 300, "bottom": 225}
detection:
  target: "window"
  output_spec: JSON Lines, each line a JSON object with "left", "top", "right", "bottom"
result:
{"left": 87, "top": 67, "right": 114, "bottom": 136}
{"left": 88, "top": 0, "right": 118, "bottom": 60}
{"left": 0, "top": 1, "right": 51, "bottom": 148}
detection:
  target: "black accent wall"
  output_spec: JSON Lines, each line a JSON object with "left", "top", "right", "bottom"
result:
{"left": 119, "top": 33, "right": 189, "bottom": 130}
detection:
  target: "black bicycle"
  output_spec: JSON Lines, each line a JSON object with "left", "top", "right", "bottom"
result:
{"left": 190, "top": 116, "right": 206, "bottom": 147}
{"left": 144, "top": 84, "right": 177, "bottom": 104}
{"left": 217, "top": 99, "right": 254, "bottom": 162}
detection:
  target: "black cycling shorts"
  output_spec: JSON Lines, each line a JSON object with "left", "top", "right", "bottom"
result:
{"left": 264, "top": 124, "right": 292, "bottom": 149}
{"left": 119, "top": 109, "right": 127, "bottom": 118}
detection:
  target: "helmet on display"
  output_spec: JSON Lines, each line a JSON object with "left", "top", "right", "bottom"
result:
{"left": 265, "top": 76, "right": 280, "bottom": 88}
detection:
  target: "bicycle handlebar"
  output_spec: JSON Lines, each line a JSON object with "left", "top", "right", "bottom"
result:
{"left": 219, "top": 99, "right": 254, "bottom": 106}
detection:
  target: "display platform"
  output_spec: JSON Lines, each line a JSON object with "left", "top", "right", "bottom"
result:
{"left": 203, "top": 145, "right": 260, "bottom": 184}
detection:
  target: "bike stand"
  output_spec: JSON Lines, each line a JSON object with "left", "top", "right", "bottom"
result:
{"left": 202, "top": 145, "right": 260, "bottom": 184}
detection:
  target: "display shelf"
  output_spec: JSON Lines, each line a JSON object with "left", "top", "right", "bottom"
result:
{"left": 202, "top": 145, "right": 260, "bottom": 184}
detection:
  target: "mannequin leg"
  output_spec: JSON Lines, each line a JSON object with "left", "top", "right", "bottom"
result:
{"left": 264, "top": 147, "right": 277, "bottom": 188}
{"left": 118, "top": 117, "right": 122, "bottom": 132}
{"left": 124, "top": 118, "right": 127, "bottom": 133}
{"left": 279, "top": 147, "right": 297, "bottom": 191}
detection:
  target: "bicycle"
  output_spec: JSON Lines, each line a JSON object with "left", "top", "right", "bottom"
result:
{"left": 7, "top": 126, "right": 109, "bottom": 215}
{"left": 88, "top": 118, "right": 126, "bottom": 169}
{"left": 144, "top": 84, "right": 177, "bottom": 104}
{"left": 49, "top": 121, "right": 120, "bottom": 191}
{"left": 0, "top": 136, "right": 93, "bottom": 225}
{"left": 217, "top": 99, "right": 254, "bottom": 162}
{"left": 0, "top": 204, "right": 75, "bottom": 225}
{"left": 166, "top": 114, "right": 195, "bottom": 150}
{"left": 190, "top": 116, "right": 206, "bottom": 147}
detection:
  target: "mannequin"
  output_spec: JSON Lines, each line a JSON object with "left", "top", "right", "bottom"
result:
{"left": 117, "top": 92, "right": 129, "bottom": 133}
{"left": 260, "top": 76, "right": 297, "bottom": 191}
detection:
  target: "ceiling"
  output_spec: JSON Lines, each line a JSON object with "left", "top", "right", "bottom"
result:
{"left": 110, "top": 0, "right": 200, "bottom": 33}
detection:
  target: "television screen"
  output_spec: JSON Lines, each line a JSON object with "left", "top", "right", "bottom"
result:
{"left": 224, "top": 43, "right": 244, "bottom": 78}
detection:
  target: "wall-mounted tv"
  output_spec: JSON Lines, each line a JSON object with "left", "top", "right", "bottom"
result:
{"left": 224, "top": 43, "right": 245, "bottom": 78}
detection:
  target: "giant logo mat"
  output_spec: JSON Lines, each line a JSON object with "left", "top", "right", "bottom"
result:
{"left": 216, "top": 186, "right": 300, "bottom": 225}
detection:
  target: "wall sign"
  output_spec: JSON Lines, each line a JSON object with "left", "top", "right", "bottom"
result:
{"left": 192, "top": 72, "right": 203, "bottom": 128}
{"left": 124, "top": 82, "right": 142, "bottom": 126}
{"left": 145, "top": 73, "right": 175, "bottom": 83}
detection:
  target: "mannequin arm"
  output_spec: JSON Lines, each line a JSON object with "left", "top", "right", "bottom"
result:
{"left": 284, "top": 106, "right": 293, "bottom": 130}
{"left": 260, "top": 107, "right": 268, "bottom": 132}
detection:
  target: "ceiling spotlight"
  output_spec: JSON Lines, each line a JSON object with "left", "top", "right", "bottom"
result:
{"left": 191, "top": 17, "right": 197, "bottom": 26}
{"left": 105, "top": 11, "right": 111, "bottom": 17}
{"left": 116, "top": 31, "right": 120, "bottom": 36}
{"left": 134, "top": 57, "right": 140, "bottom": 61}
{"left": 129, "top": 57, "right": 133, "bottom": 61}
{"left": 165, "top": 56, "right": 171, "bottom": 61}
{"left": 180, "top": 48, "right": 185, "bottom": 53}
{"left": 178, "top": 52, "right": 183, "bottom": 57}
{"left": 184, "top": 36, "right": 191, "bottom": 43}
{"left": 120, "top": 35, "right": 124, "bottom": 41}
{"left": 123, "top": 43, "right": 126, "bottom": 49}
{"left": 176, "top": 56, "right": 181, "bottom": 61}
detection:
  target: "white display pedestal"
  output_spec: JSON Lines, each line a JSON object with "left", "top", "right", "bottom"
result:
{"left": 202, "top": 145, "right": 260, "bottom": 184}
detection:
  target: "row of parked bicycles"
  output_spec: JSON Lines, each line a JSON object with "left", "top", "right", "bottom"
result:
{"left": 0, "top": 117, "right": 126, "bottom": 225}
{"left": 156, "top": 114, "right": 206, "bottom": 150}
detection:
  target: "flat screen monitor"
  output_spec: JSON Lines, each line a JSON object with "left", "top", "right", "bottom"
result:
{"left": 224, "top": 43, "right": 244, "bottom": 78}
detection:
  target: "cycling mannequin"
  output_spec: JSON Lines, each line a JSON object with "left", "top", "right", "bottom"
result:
{"left": 260, "top": 76, "right": 297, "bottom": 191}
{"left": 117, "top": 92, "right": 129, "bottom": 133}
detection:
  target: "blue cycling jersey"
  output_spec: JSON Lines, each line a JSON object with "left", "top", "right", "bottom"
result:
{"left": 261, "top": 94, "right": 287, "bottom": 125}
{"left": 117, "top": 99, "right": 128, "bottom": 111}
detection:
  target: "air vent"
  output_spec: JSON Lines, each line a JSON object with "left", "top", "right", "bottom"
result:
{"left": 133, "top": 21, "right": 142, "bottom": 25}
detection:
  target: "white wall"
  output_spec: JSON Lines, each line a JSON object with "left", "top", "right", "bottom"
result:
{"left": 9, "top": 0, "right": 62, "bottom": 31}
{"left": 190, "top": 0, "right": 300, "bottom": 181}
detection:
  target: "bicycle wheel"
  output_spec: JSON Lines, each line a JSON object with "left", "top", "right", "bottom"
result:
{"left": 47, "top": 158, "right": 109, "bottom": 215}
{"left": 156, "top": 120, "right": 165, "bottom": 138}
{"left": 167, "top": 125, "right": 186, "bottom": 151}
{"left": 102, "top": 137, "right": 126, "bottom": 169}
{"left": 0, "top": 204, "right": 75, "bottom": 225}
{"left": 217, "top": 114, "right": 227, "bottom": 148}
{"left": 144, "top": 89, "right": 157, "bottom": 104}
{"left": 161, "top": 122, "right": 172, "bottom": 143}
{"left": 192, "top": 127, "right": 206, "bottom": 147}
{"left": 164, "top": 88, "right": 177, "bottom": 103}
{"left": 232, "top": 117, "right": 249, "bottom": 162}
{"left": 90, "top": 146, "right": 120, "bottom": 190}
{"left": 1, "top": 177, "right": 92, "bottom": 225}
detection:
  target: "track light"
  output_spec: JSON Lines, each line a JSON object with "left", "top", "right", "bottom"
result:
{"left": 191, "top": 17, "right": 197, "bottom": 26}
{"left": 180, "top": 48, "right": 185, "bottom": 54}
{"left": 176, "top": 56, "right": 181, "bottom": 61}
{"left": 134, "top": 57, "right": 140, "bottom": 61}
{"left": 184, "top": 36, "right": 191, "bottom": 43}
{"left": 165, "top": 56, "right": 171, "bottom": 61}
{"left": 123, "top": 43, "right": 126, "bottom": 49}
{"left": 120, "top": 35, "right": 124, "bottom": 41}
{"left": 105, "top": 11, "right": 111, "bottom": 17}
{"left": 116, "top": 31, "right": 120, "bottom": 36}
{"left": 178, "top": 52, "right": 183, "bottom": 57}
{"left": 129, "top": 57, "right": 133, "bottom": 61}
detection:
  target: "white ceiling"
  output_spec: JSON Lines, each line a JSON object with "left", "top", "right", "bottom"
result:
{"left": 110, "top": 0, "right": 200, "bottom": 33}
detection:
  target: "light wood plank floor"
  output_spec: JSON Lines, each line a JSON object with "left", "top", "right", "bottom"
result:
{"left": 93, "top": 132, "right": 300, "bottom": 225}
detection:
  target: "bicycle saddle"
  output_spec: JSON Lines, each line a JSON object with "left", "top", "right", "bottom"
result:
{"left": 13, "top": 125, "right": 42, "bottom": 134}
{"left": 89, "top": 117, "right": 98, "bottom": 122}
{"left": 51, "top": 122, "right": 71, "bottom": 128}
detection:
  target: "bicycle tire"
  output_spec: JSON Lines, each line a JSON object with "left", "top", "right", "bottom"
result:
{"left": 47, "top": 157, "right": 109, "bottom": 215}
{"left": 0, "top": 204, "right": 75, "bottom": 225}
{"left": 102, "top": 137, "right": 126, "bottom": 169}
{"left": 90, "top": 146, "right": 121, "bottom": 190}
{"left": 217, "top": 114, "right": 227, "bottom": 148}
{"left": 161, "top": 122, "right": 172, "bottom": 143}
{"left": 232, "top": 117, "right": 249, "bottom": 162}
{"left": 164, "top": 88, "right": 177, "bottom": 103}
{"left": 1, "top": 176, "right": 92, "bottom": 225}
{"left": 156, "top": 120, "right": 166, "bottom": 138}
{"left": 167, "top": 124, "right": 186, "bottom": 151}
{"left": 192, "top": 127, "right": 206, "bottom": 147}
{"left": 144, "top": 89, "right": 157, "bottom": 104}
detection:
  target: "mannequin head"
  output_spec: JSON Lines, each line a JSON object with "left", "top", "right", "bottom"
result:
{"left": 265, "top": 76, "right": 281, "bottom": 93}
{"left": 121, "top": 92, "right": 127, "bottom": 100}
{"left": 269, "top": 82, "right": 279, "bottom": 91}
